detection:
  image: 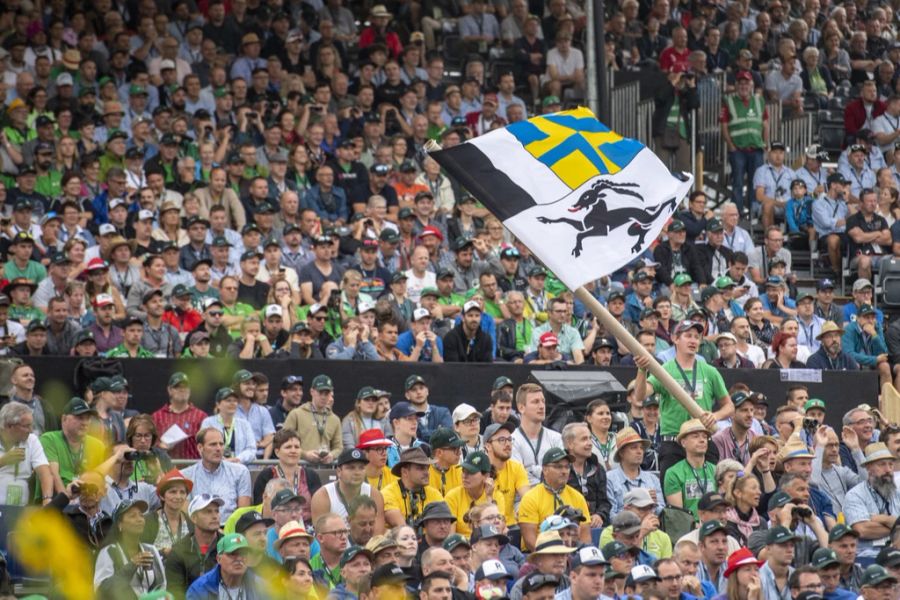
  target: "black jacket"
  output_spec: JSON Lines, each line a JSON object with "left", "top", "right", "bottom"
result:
{"left": 652, "top": 240, "right": 705, "bottom": 286}
{"left": 442, "top": 323, "right": 494, "bottom": 362}
{"left": 187, "top": 323, "right": 233, "bottom": 357}
{"left": 497, "top": 318, "right": 526, "bottom": 362}
{"left": 164, "top": 532, "right": 221, "bottom": 600}
{"left": 652, "top": 79, "right": 699, "bottom": 139}
{"left": 566, "top": 454, "right": 612, "bottom": 524}
{"left": 696, "top": 243, "right": 735, "bottom": 285}
{"left": 50, "top": 492, "right": 113, "bottom": 553}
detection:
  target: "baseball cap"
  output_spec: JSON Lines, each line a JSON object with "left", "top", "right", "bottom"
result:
{"left": 188, "top": 494, "right": 225, "bottom": 516}
{"left": 430, "top": 428, "right": 466, "bottom": 449}
{"left": 235, "top": 511, "right": 274, "bottom": 534}
{"left": 475, "top": 559, "right": 511, "bottom": 581}
{"left": 337, "top": 448, "right": 368, "bottom": 466}
{"left": 217, "top": 533, "right": 250, "bottom": 555}
{"left": 311, "top": 374, "right": 334, "bottom": 391}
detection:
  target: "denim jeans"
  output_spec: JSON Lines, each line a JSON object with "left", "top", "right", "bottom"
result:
{"left": 729, "top": 148, "right": 764, "bottom": 213}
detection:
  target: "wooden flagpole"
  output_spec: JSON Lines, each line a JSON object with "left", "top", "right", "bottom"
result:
{"left": 573, "top": 287, "right": 705, "bottom": 419}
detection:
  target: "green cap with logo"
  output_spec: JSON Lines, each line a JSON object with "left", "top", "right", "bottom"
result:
{"left": 430, "top": 427, "right": 465, "bottom": 449}
{"left": 312, "top": 374, "right": 334, "bottom": 391}
{"left": 767, "top": 526, "right": 801, "bottom": 545}
{"left": 698, "top": 520, "right": 728, "bottom": 540}
{"left": 828, "top": 523, "right": 860, "bottom": 543}
{"left": 861, "top": 565, "right": 898, "bottom": 588}
{"left": 443, "top": 533, "right": 471, "bottom": 551}
{"left": 673, "top": 273, "right": 692, "bottom": 286}
{"left": 810, "top": 548, "right": 840, "bottom": 570}
{"left": 714, "top": 276, "right": 735, "bottom": 289}
{"left": 804, "top": 398, "right": 825, "bottom": 412}
{"left": 340, "top": 545, "right": 374, "bottom": 568}
{"left": 217, "top": 533, "right": 250, "bottom": 555}
{"left": 405, "top": 374, "right": 426, "bottom": 391}
{"left": 168, "top": 372, "right": 189, "bottom": 387}
{"left": 356, "top": 386, "right": 377, "bottom": 400}
{"left": 461, "top": 450, "right": 492, "bottom": 473}
{"left": 232, "top": 369, "right": 253, "bottom": 384}
{"left": 541, "top": 447, "right": 574, "bottom": 466}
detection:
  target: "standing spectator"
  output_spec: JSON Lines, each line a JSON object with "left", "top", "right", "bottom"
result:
{"left": 283, "top": 374, "right": 343, "bottom": 466}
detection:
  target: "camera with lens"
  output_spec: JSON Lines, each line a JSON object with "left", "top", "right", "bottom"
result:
{"left": 123, "top": 450, "right": 153, "bottom": 461}
{"left": 328, "top": 288, "right": 342, "bottom": 309}
{"left": 792, "top": 505, "right": 812, "bottom": 520}
{"left": 803, "top": 418, "right": 819, "bottom": 434}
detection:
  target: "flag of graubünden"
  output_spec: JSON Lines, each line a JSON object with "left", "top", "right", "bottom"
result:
{"left": 429, "top": 107, "right": 693, "bottom": 290}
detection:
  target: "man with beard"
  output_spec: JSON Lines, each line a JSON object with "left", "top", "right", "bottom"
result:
{"left": 310, "top": 448, "right": 385, "bottom": 529}
{"left": 416, "top": 501, "right": 456, "bottom": 559}
{"left": 187, "top": 298, "right": 233, "bottom": 357}
{"left": 270, "top": 375, "right": 303, "bottom": 431}
{"left": 381, "top": 447, "right": 444, "bottom": 527}
{"left": 807, "top": 321, "right": 859, "bottom": 370}
{"left": 844, "top": 443, "right": 900, "bottom": 566}
{"left": 563, "top": 423, "right": 611, "bottom": 527}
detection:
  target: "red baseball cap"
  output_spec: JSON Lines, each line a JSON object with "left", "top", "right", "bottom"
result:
{"left": 539, "top": 332, "right": 559, "bottom": 347}
{"left": 483, "top": 93, "right": 499, "bottom": 105}
{"left": 418, "top": 225, "right": 444, "bottom": 241}
{"left": 357, "top": 429, "right": 394, "bottom": 449}
{"left": 736, "top": 70, "right": 753, "bottom": 81}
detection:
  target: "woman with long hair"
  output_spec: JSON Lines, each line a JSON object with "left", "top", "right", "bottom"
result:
{"left": 390, "top": 135, "right": 408, "bottom": 170}
{"left": 723, "top": 474, "right": 764, "bottom": 544}
{"left": 267, "top": 278, "right": 299, "bottom": 325}
{"left": 747, "top": 435, "right": 778, "bottom": 497}
{"left": 26, "top": 87, "right": 52, "bottom": 128}
{"left": 744, "top": 298, "right": 777, "bottom": 348}
{"left": 126, "top": 415, "right": 174, "bottom": 484}
{"left": 65, "top": 280, "right": 89, "bottom": 325}
{"left": 288, "top": 144, "right": 313, "bottom": 195}
{"left": 314, "top": 44, "right": 343, "bottom": 83}
{"left": 252, "top": 429, "right": 322, "bottom": 523}
{"left": 388, "top": 525, "right": 418, "bottom": 568}
{"left": 820, "top": 30, "right": 850, "bottom": 83}
{"left": 84, "top": 257, "right": 127, "bottom": 320}
{"left": 200, "top": 388, "right": 257, "bottom": 464}
{"left": 152, "top": 203, "right": 189, "bottom": 246}
{"left": 585, "top": 399, "right": 617, "bottom": 470}
{"left": 93, "top": 499, "right": 167, "bottom": 596}
{"left": 483, "top": 217, "right": 508, "bottom": 253}
{"left": 762, "top": 332, "right": 805, "bottom": 369}
{"left": 878, "top": 185, "right": 900, "bottom": 226}
{"left": 446, "top": 195, "right": 483, "bottom": 248}
{"left": 341, "top": 388, "right": 390, "bottom": 448}
{"left": 55, "top": 134, "right": 80, "bottom": 172}
{"left": 142, "top": 470, "right": 193, "bottom": 557}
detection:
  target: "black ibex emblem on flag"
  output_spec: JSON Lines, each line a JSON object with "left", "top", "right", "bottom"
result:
{"left": 537, "top": 180, "right": 677, "bottom": 257}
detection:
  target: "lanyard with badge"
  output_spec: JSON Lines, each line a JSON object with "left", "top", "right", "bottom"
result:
{"left": 519, "top": 427, "right": 544, "bottom": 465}
{"left": 674, "top": 361, "right": 698, "bottom": 399}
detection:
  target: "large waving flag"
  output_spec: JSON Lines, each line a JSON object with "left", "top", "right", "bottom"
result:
{"left": 429, "top": 107, "right": 693, "bottom": 290}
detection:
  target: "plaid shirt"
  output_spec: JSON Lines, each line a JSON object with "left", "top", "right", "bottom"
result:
{"left": 152, "top": 404, "right": 208, "bottom": 460}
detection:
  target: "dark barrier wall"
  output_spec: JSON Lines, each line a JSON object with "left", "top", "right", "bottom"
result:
{"left": 19, "top": 357, "right": 879, "bottom": 431}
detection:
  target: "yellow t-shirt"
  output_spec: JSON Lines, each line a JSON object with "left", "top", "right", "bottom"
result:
{"left": 429, "top": 464, "right": 463, "bottom": 496}
{"left": 518, "top": 484, "right": 590, "bottom": 528}
{"left": 444, "top": 486, "right": 507, "bottom": 537}
{"left": 382, "top": 482, "right": 444, "bottom": 523}
{"left": 494, "top": 459, "right": 530, "bottom": 525}
{"left": 367, "top": 466, "right": 398, "bottom": 491}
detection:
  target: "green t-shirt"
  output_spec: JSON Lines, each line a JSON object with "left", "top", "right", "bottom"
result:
{"left": 649, "top": 359, "right": 728, "bottom": 436}
{"left": 664, "top": 459, "right": 716, "bottom": 520}
{"left": 9, "top": 304, "right": 45, "bottom": 323}
{"left": 310, "top": 552, "right": 343, "bottom": 588}
{"left": 105, "top": 344, "right": 156, "bottom": 358}
{"left": 223, "top": 303, "right": 256, "bottom": 338}
{"left": 35, "top": 170, "right": 62, "bottom": 198}
{"left": 3, "top": 260, "right": 47, "bottom": 284}
{"left": 438, "top": 293, "right": 465, "bottom": 307}
{"left": 38, "top": 431, "right": 107, "bottom": 489}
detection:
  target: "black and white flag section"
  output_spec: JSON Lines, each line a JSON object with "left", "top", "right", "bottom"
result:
{"left": 428, "top": 107, "right": 693, "bottom": 290}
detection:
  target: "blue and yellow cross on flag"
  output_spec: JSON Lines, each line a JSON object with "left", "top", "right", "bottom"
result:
{"left": 429, "top": 107, "right": 692, "bottom": 290}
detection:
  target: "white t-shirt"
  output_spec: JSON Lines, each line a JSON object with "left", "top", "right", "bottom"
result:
{"left": 544, "top": 47, "right": 585, "bottom": 82}
{"left": 404, "top": 269, "right": 436, "bottom": 305}
{"left": 511, "top": 426, "right": 564, "bottom": 485}
{"left": 0, "top": 433, "right": 48, "bottom": 506}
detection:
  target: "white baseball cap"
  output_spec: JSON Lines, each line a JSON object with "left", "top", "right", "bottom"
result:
{"left": 358, "top": 300, "right": 376, "bottom": 313}
{"left": 412, "top": 307, "right": 431, "bottom": 321}
{"left": 138, "top": 209, "right": 154, "bottom": 221}
{"left": 99, "top": 223, "right": 117, "bottom": 236}
{"left": 265, "top": 304, "right": 284, "bottom": 318}
{"left": 92, "top": 293, "right": 114, "bottom": 307}
{"left": 452, "top": 403, "right": 481, "bottom": 423}
{"left": 463, "top": 300, "right": 482, "bottom": 314}
{"left": 188, "top": 494, "right": 225, "bottom": 516}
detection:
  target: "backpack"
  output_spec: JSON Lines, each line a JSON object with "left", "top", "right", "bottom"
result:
{"left": 659, "top": 505, "right": 696, "bottom": 542}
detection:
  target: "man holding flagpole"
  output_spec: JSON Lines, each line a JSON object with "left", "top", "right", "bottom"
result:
{"left": 632, "top": 321, "right": 733, "bottom": 482}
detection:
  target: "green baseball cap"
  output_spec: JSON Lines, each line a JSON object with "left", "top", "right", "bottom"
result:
{"left": 796, "top": 291, "right": 815, "bottom": 303}
{"left": 356, "top": 386, "right": 377, "bottom": 400}
{"left": 698, "top": 520, "right": 728, "bottom": 540}
{"left": 340, "top": 545, "right": 374, "bottom": 568}
{"left": 168, "top": 372, "right": 189, "bottom": 387}
{"left": 767, "top": 526, "right": 801, "bottom": 545}
{"left": 443, "top": 533, "right": 471, "bottom": 551}
{"left": 810, "top": 548, "right": 840, "bottom": 570}
{"left": 215, "top": 387, "right": 238, "bottom": 402}
{"left": 405, "top": 374, "right": 426, "bottom": 391}
{"left": 804, "top": 398, "right": 825, "bottom": 412}
{"left": 217, "top": 533, "right": 250, "bottom": 555}
{"left": 492, "top": 376, "right": 514, "bottom": 390}
{"left": 828, "top": 523, "right": 860, "bottom": 543}
{"left": 232, "top": 369, "right": 253, "bottom": 384}
{"left": 673, "top": 273, "right": 692, "bottom": 286}
{"left": 312, "top": 374, "right": 334, "bottom": 391}
{"left": 861, "top": 565, "right": 898, "bottom": 588}
{"left": 461, "top": 451, "right": 491, "bottom": 473}
{"left": 430, "top": 427, "right": 466, "bottom": 449}
{"left": 420, "top": 287, "right": 440, "bottom": 299}
{"left": 713, "top": 276, "right": 735, "bottom": 289}
{"left": 541, "top": 447, "right": 574, "bottom": 466}
{"left": 64, "top": 397, "right": 97, "bottom": 416}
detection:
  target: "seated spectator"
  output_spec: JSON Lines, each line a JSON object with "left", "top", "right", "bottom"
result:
{"left": 542, "top": 32, "right": 585, "bottom": 101}
{"left": 844, "top": 80, "right": 885, "bottom": 140}
{"left": 843, "top": 279, "right": 885, "bottom": 328}
{"left": 847, "top": 189, "right": 891, "bottom": 282}
{"left": 842, "top": 304, "right": 897, "bottom": 389}
{"left": 181, "top": 428, "right": 252, "bottom": 521}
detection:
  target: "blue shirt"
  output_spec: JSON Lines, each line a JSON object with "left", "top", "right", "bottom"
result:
{"left": 396, "top": 330, "right": 444, "bottom": 361}
{"left": 812, "top": 195, "right": 849, "bottom": 236}
{"left": 843, "top": 302, "right": 885, "bottom": 329}
{"left": 181, "top": 460, "right": 252, "bottom": 520}
{"left": 838, "top": 163, "right": 877, "bottom": 199}
{"left": 236, "top": 403, "right": 276, "bottom": 445}
{"left": 844, "top": 480, "right": 900, "bottom": 560}
{"left": 605, "top": 467, "right": 664, "bottom": 518}
{"left": 760, "top": 293, "right": 797, "bottom": 319}
{"left": 753, "top": 164, "right": 795, "bottom": 200}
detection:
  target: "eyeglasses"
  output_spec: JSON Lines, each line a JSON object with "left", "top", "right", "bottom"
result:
{"left": 660, "top": 575, "right": 683, "bottom": 582}
{"left": 460, "top": 416, "right": 480, "bottom": 425}
{"left": 491, "top": 436, "right": 513, "bottom": 444}
{"left": 274, "top": 505, "right": 303, "bottom": 514}
{"left": 851, "top": 417, "right": 875, "bottom": 426}
{"left": 209, "top": 311, "right": 224, "bottom": 317}
{"left": 132, "top": 432, "right": 153, "bottom": 439}
{"left": 367, "top": 447, "right": 387, "bottom": 454}
{"left": 321, "top": 529, "right": 350, "bottom": 537}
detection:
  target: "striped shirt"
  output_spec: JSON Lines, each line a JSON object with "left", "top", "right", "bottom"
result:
{"left": 151, "top": 404, "right": 208, "bottom": 460}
